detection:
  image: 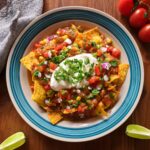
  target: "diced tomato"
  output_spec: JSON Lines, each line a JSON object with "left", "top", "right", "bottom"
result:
{"left": 57, "top": 29, "right": 66, "bottom": 36}
{"left": 97, "top": 49, "right": 102, "bottom": 57}
{"left": 42, "top": 52, "right": 49, "bottom": 58}
{"left": 88, "top": 76, "right": 100, "bottom": 85}
{"left": 38, "top": 65, "right": 46, "bottom": 72}
{"left": 49, "top": 62, "right": 57, "bottom": 70}
{"left": 55, "top": 42, "right": 67, "bottom": 51}
{"left": 94, "top": 65, "right": 101, "bottom": 76}
{"left": 111, "top": 48, "right": 121, "bottom": 58}
{"left": 107, "top": 46, "right": 114, "bottom": 53}
{"left": 34, "top": 49, "right": 42, "bottom": 57}
{"left": 43, "top": 84, "right": 51, "bottom": 91}
{"left": 77, "top": 105, "right": 84, "bottom": 113}
{"left": 102, "top": 97, "right": 113, "bottom": 108}
{"left": 55, "top": 44, "right": 63, "bottom": 51}
{"left": 34, "top": 43, "right": 41, "bottom": 48}
{"left": 66, "top": 94, "right": 71, "bottom": 100}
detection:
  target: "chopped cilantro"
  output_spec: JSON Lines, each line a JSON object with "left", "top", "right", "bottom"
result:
{"left": 33, "top": 70, "right": 40, "bottom": 77}
{"left": 110, "top": 60, "right": 118, "bottom": 67}
{"left": 38, "top": 61, "right": 45, "bottom": 66}
{"left": 52, "top": 51, "right": 67, "bottom": 64}
{"left": 84, "top": 57, "right": 90, "bottom": 64}
{"left": 109, "top": 92, "right": 114, "bottom": 99}
{"left": 91, "top": 41, "right": 97, "bottom": 47}
{"left": 91, "top": 89, "right": 100, "bottom": 96}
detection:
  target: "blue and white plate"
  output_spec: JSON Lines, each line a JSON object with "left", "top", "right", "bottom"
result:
{"left": 6, "top": 7, "right": 144, "bottom": 142}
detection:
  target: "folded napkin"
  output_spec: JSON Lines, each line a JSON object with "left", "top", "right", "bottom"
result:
{"left": 0, "top": 0, "right": 43, "bottom": 73}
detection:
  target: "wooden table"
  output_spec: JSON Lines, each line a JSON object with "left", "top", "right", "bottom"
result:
{"left": 0, "top": 0, "right": 150, "bottom": 149}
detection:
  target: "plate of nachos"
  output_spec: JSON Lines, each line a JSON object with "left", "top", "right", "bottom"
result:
{"left": 6, "top": 7, "right": 144, "bottom": 142}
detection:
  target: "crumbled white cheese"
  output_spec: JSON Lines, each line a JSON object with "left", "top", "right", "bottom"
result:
{"left": 101, "top": 47, "right": 107, "bottom": 52}
{"left": 103, "top": 75, "right": 109, "bottom": 81}
{"left": 44, "top": 61, "right": 48, "bottom": 65}
{"left": 88, "top": 86, "right": 92, "bottom": 90}
{"left": 57, "top": 98, "right": 62, "bottom": 103}
{"left": 48, "top": 51, "right": 52, "bottom": 58}
{"left": 45, "top": 74, "right": 51, "bottom": 78}
{"left": 38, "top": 72, "right": 42, "bottom": 78}
{"left": 66, "top": 106, "right": 71, "bottom": 109}
{"left": 67, "top": 45, "right": 72, "bottom": 49}
{"left": 45, "top": 99, "right": 50, "bottom": 105}
{"left": 65, "top": 38, "right": 72, "bottom": 45}
{"left": 76, "top": 89, "right": 81, "bottom": 94}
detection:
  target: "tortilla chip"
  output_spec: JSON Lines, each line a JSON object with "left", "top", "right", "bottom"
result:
{"left": 74, "top": 27, "right": 102, "bottom": 48}
{"left": 48, "top": 112, "right": 63, "bottom": 125}
{"left": 118, "top": 64, "right": 129, "bottom": 85}
{"left": 32, "top": 80, "right": 46, "bottom": 106}
{"left": 84, "top": 27, "right": 102, "bottom": 44}
{"left": 107, "top": 85, "right": 116, "bottom": 91}
{"left": 71, "top": 24, "right": 79, "bottom": 32}
{"left": 109, "top": 75, "right": 120, "bottom": 83}
{"left": 94, "top": 102, "right": 108, "bottom": 117}
{"left": 20, "top": 51, "right": 39, "bottom": 71}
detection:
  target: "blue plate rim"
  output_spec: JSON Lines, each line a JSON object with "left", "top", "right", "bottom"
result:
{"left": 6, "top": 6, "right": 144, "bottom": 142}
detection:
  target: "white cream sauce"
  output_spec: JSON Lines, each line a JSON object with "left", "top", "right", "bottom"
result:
{"left": 50, "top": 53, "right": 98, "bottom": 91}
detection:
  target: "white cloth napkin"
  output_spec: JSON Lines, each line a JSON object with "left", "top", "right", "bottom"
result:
{"left": 0, "top": 0, "right": 43, "bottom": 73}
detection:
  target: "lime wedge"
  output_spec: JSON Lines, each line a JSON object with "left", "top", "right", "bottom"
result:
{"left": 126, "top": 124, "right": 150, "bottom": 139}
{"left": 0, "top": 132, "right": 26, "bottom": 150}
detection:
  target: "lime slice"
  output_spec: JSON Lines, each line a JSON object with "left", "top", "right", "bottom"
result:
{"left": 0, "top": 132, "right": 26, "bottom": 150}
{"left": 126, "top": 124, "right": 150, "bottom": 139}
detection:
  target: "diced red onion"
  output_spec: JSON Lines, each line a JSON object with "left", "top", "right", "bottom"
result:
{"left": 47, "top": 35, "right": 58, "bottom": 41}
{"left": 101, "top": 62, "right": 111, "bottom": 70}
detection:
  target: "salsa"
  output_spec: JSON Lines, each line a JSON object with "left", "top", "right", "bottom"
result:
{"left": 21, "top": 24, "right": 129, "bottom": 124}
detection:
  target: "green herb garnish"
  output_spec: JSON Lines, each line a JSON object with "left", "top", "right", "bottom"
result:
{"left": 84, "top": 57, "right": 90, "bottom": 64}
{"left": 54, "top": 58, "right": 93, "bottom": 84}
{"left": 91, "top": 41, "right": 97, "bottom": 47}
{"left": 110, "top": 60, "right": 118, "bottom": 67}
{"left": 52, "top": 51, "right": 68, "bottom": 64}
{"left": 33, "top": 70, "right": 40, "bottom": 77}
{"left": 91, "top": 89, "right": 100, "bottom": 96}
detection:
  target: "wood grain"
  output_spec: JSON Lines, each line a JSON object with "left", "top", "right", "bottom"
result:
{"left": 0, "top": 0, "right": 150, "bottom": 149}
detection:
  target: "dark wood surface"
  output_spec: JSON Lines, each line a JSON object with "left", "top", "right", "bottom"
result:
{"left": 0, "top": 0, "right": 150, "bottom": 149}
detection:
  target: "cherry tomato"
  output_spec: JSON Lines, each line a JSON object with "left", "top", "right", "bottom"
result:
{"left": 129, "top": 8, "right": 148, "bottom": 28}
{"left": 111, "top": 48, "right": 121, "bottom": 58}
{"left": 118, "top": 0, "right": 134, "bottom": 17}
{"left": 138, "top": 24, "right": 150, "bottom": 42}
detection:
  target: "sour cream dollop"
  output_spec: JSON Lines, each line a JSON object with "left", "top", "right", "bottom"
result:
{"left": 50, "top": 53, "right": 98, "bottom": 91}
